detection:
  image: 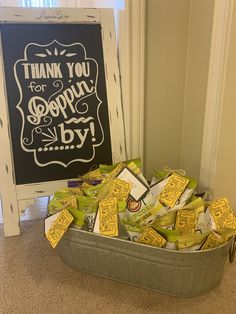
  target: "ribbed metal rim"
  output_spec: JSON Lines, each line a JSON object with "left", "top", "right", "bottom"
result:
{"left": 68, "top": 227, "right": 233, "bottom": 255}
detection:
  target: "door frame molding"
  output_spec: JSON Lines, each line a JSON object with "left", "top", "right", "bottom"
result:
{"left": 200, "top": 0, "right": 234, "bottom": 191}
{"left": 119, "top": 0, "right": 145, "bottom": 161}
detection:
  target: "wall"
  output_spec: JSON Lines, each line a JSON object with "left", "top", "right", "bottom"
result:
{"left": 211, "top": 2, "right": 236, "bottom": 209}
{"left": 144, "top": 0, "right": 214, "bottom": 181}
{"left": 144, "top": 0, "right": 190, "bottom": 179}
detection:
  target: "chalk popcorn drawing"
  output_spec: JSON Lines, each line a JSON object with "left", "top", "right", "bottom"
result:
{"left": 14, "top": 40, "right": 105, "bottom": 167}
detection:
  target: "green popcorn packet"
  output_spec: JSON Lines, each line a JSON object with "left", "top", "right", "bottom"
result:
{"left": 77, "top": 195, "right": 98, "bottom": 232}
{"left": 77, "top": 195, "right": 98, "bottom": 213}
{"left": 48, "top": 196, "right": 85, "bottom": 227}
{"left": 150, "top": 173, "right": 198, "bottom": 214}
{"left": 122, "top": 219, "right": 145, "bottom": 242}
{"left": 152, "top": 210, "right": 177, "bottom": 229}
{"left": 151, "top": 224, "right": 180, "bottom": 250}
{"left": 67, "top": 206, "right": 85, "bottom": 227}
{"left": 99, "top": 158, "right": 142, "bottom": 176}
{"left": 153, "top": 168, "right": 170, "bottom": 183}
{"left": 48, "top": 198, "right": 65, "bottom": 215}
{"left": 82, "top": 182, "right": 105, "bottom": 198}
{"left": 99, "top": 164, "right": 117, "bottom": 175}
{"left": 80, "top": 181, "right": 114, "bottom": 232}
{"left": 54, "top": 187, "right": 82, "bottom": 198}
{"left": 152, "top": 226, "right": 180, "bottom": 242}
{"left": 48, "top": 186, "right": 83, "bottom": 215}
{"left": 128, "top": 200, "right": 163, "bottom": 226}
{"left": 52, "top": 190, "right": 73, "bottom": 201}
{"left": 117, "top": 200, "right": 127, "bottom": 213}
{"left": 170, "top": 176, "right": 198, "bottom": 209}
{"left": 200, "top": 228, "right": 236, "bottom": 251}
{"left": 48, "top": 195, "right": 78, "bottom": 216}
{"left": 177, "top": 233, "right": 209, "bottom": 250}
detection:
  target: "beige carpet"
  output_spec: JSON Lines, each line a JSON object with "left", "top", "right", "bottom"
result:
{"left": 1, "top": 220, "right": 236, "bottom": 314}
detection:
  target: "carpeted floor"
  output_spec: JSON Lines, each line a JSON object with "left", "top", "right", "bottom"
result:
{"left": 1, "top": 220, "right": 236, "bottom": 314}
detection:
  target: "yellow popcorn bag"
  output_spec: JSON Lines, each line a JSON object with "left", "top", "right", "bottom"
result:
{"left": 159, "top": 172, "right": 190, "bottom": 208}
{"left": 102, "top": 162, "right": 126, "bottom": 183}
{"left": 45, "top": 208, "right": 74, "bottom": 248}
{"left": 175, "top": 209, "right": 196, "bottom": 234}
{"left": 201, "top": 231, "right": 225, "bottom": 250}
{"left": 208, "top": 197, "right": 236, "bottom": 230}
{"left": 108, "top": 178, "right": 131, "bottom": 201}
{"left": 93, "top": 197, "right": 118, "bottom": 237}
{"left": 99, "top": 198, "right": 118, "bottom": 236}
{"left": 201, "top": 229, "right": 236, "bottom": 250}
{"left": 138, "top": 227, "right": 167, "bottom": 248}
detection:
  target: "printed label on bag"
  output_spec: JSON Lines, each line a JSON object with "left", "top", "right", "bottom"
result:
{"left": 117, "top": 167, "right": 149, "bottom": 201}
{"left": 99, "top": 198, "right": 118, "bottom": 236}
{"left": 159, "top": 172, "right": 189, "bottom": 208}
{"left": 209, "top": 197, "right": 236, "bottom": 229}
{"left": 108, "top": 178, "right": 131, "bottom": 201}
{"left": 138, "top": 227, "right": 166, "bottom": 247}
{"left": 103, "top": 163, "right": 125, "bottom": 183}
{"left": 45, "top": 208, "right": 74, "bottom": 248}
{"left": 175, "top": 209, "right": 196, "bottom": 234}
{"left": 88, "top": 168, "right": 103, "bottom": 180}
{"left": 201, "top": 231, "right": 224, "bottom": 250}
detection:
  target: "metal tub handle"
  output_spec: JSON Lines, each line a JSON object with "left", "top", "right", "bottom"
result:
{"left": 229, "top": 236, "right": 236, "bottom": 263}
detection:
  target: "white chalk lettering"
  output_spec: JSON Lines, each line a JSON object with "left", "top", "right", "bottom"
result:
{"left": 66, "top": 62, "right": 90, "bottom": 78}
{"left": 74, "top": 128, "right": 90, "bottom": 147}
{"left": 27, "top": 96, "right": 49, "bottom": 125}
{"left": 22, "top": 63, "right": 62, "bottom": 79}
{"left": 26, "top": 80, "right": 94, "bottom": 124}
{"left": 59, "top": 123, "right": 89, "bottom": 146}
{"left": 28, "top": 81, "right": 47, "bottom": 92}
{"left": 59, "top": 123, "right": 74, "bottom": 144}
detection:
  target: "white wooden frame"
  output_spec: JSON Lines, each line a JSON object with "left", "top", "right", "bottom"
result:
{"left": 199, "top": 0, "right": 234, "bottom": 191}
{"left": 119, "top": 0, "right": 145, "bottom": 160}
{"left": 0, "top": 7, "right": 126, "bottom": 236}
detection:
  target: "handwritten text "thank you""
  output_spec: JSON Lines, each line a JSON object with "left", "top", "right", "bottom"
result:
{"left": 22, "top": 62, "right": 90, "bottom": 79}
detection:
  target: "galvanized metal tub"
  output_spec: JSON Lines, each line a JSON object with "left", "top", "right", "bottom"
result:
{"left": 57, "top": 228, "right": 236, "bottom": 297}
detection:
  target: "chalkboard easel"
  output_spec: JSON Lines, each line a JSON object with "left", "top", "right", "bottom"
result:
{"left": 0, "top": 7, "right": 126, "bottom": 236}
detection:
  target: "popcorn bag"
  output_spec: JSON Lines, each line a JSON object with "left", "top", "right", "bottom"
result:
{"left": 44, "top": 159, "right": 236, "bottom": 297}
{"left": 45, "top": 159, "right": 236, "bottom": 251}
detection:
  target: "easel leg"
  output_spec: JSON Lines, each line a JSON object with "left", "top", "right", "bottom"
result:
{"left": 0, "top": 190, "right": 20, "bottom": 237}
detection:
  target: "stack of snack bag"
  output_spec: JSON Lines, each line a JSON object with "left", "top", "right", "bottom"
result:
{"left": 46, "top": 159, "right": 236, "bottom": 251}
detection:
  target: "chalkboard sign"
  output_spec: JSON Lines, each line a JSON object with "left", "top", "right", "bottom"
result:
{"left": 0, "top": 8, "right": 126, "bottom": 236}
{"left": 1, "top": 23, "right": 113, "bottom": 184}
